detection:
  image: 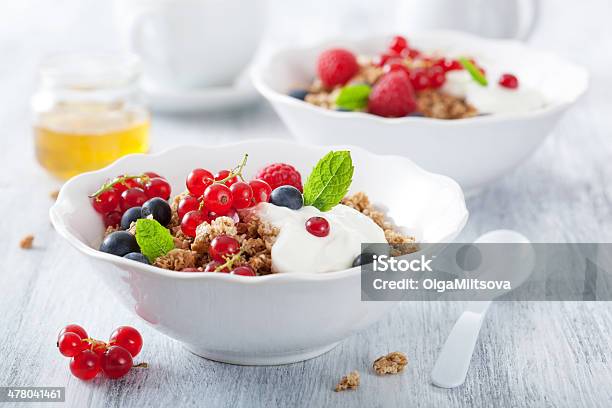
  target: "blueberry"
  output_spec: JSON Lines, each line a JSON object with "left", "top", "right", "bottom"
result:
{"left": 142, "top": 197, "right": 172, "bottom": 226}
{"left": 99, "top": 231, "right": 140, "bottom": 257}
{"left": 352, "top": 252, "right": 377, "bottom": 267}
{"left": 121, "top": 206, "right": 143, "bottom": 230}
{"left": 123, "top": 252, "right": 150, "bottom": 264}
{"left": 270, "top": 186, "right": 303, "bottom": 210}
{"left": 288, "top": 89, "right": 308, "bottom": 101}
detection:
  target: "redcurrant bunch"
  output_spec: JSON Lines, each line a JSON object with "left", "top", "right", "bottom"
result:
{"left": 57, "top": 324, "right": 145, "bottom": 381}
{"left": 90, "top": 173, "right": 171, "bottom": 228}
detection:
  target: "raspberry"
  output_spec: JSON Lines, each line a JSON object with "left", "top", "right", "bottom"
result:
{"left": 316, "top": 48, "right": 359, "bottom": 88}
{"left": 255, "top": 163, "right": 303, "bottom": 192}
{"left": 368, "top": 71, "right": 417, "bottom": 118}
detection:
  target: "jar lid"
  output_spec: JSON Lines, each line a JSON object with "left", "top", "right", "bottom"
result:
{"left": 39, "top": 52, "right": 141, "bottom": 89}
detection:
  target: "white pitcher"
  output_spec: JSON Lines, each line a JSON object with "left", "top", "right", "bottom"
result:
{"left": 396, "top": 0, "right": 539, "bottom": 40}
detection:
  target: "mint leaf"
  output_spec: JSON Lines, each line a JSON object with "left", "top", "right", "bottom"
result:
{"left": 135, "top": 218, "right": 174, "bottom": 262}
{"left": 335, "top": 84, "right": 371, "bottom": 111}
{"left": 303, "top": 151, "right": 354, "bottom": 211}
{"left": 459, "top": 57, "right": 488, "bottom": 86}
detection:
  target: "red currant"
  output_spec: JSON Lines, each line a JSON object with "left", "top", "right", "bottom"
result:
{"left": 437, "top": 58, "right": 462, "bottom": 72}
{"left": 70, "top": 350, "right": 101, "bottom": 381}
{"left": 410, "top": 69, "right": 430, "bottom": 91}
{"left": 58, "top": 324, "right": 88, "bottom": 340}
{"left": 58, "top": 332, "right": 85, "bottom": 357}
{"left": 389, "top": 35, "right": 408, "bottom": 54}
{"left": 214, "top": 170, "right": 238, "bottom": 187}
{"left": 203, "top": 184, "right": 233, "bottom": 214}
{"left": 427, "top": 67, "right": 446, "bottom": 89}
{"left": 92, "top": 190, "right": 119, "bottom": 214}
{"left": 249, "top": 179, "right": 272, "bottom": 204}
{"left": 143, "top": 171, "right": 161, "bottom": 179}
{"left": 186, "top": 168, "right": 214, "bottom": 197}
{"left": 230, "top": 182, "right": 253, "bottom": 209}
{"left": 118, "top": 177, "right": 142, "bottom": 190}
{"left": 180, "top": 210, "right": 209, "bottom": 238}
{"left": 103, "top": 211, "right": 122, "bottom": 228}
{"left": 402, "top": 48, "right": 420, "bottom": 59}
{"left": 499, "top": 73, "right": 519, "bottom": 89}
{"left": 305, "top": 217, "right": 330, "bottom": 237}
{"left": 109, "top": 326, "right": 142, "bottom": 357}
{"left": 178, "top": 195, "right": 200, "bottom": 221}
{"left": 209, "top": 235, "right": 240, "bottom": 262}
{"left": 375, "top": 53, "right": 395, "bottom": 67}
{"left": 91, "top": 340, "right": 108, "bottom": 358}
{"left": 383, "top": 61, "right": 410, "bottom": 77}
{"left": 231, "top": 266, "right": 256, "bottom": 276}
{"left": 120, "top": 188, "right": 147, "bottom": 211}
{"left": 144, "top": 177, "right": 171, "bottom": 200}
{"left": 101, "top": 346, "right": 133, "bottom": 379}
{"left": 204, "top": 260, "right": 230, "bottom": 273}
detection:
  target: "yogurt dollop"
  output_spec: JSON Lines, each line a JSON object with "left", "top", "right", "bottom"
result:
{"left": 442, "top": 71, "right": 545, "bottom": 115}
{"left": 255, "top": 202, "right": 386, "bottom": 274}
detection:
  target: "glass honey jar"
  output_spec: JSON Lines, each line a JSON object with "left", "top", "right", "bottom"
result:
{"left": 32, "top": 53, "right": 150, "bottom": 180}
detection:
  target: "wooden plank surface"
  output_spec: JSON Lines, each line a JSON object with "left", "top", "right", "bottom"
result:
{"left": 1, "top": 0, "right": 612, "bottom": 407}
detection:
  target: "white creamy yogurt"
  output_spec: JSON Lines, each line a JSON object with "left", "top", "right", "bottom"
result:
{"left": 254, "top": 202, "right": 386, "bottom": 274}
{"left": 442, "top": 70, "right": 545, "bottom": 115}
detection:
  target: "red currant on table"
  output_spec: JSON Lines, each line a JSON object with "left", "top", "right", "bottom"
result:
{"left": 231, "top": 265, "right": 256, "bottom": 276}
{"left": 305, "top": 217, "right": 330, "bottom": 237}
{"left": 120, "top": 188, "right": 147, "bottom": 211}
{"left": 109, "top": 326, "right": 142, "bottom": 357}
{"left": 230, "top": 182, "right": 253, "bottom": 209}
{"left": 203, "top": 183, "right": 233, "bottom": 214}
{"left": 144, "top": 177, "right": 171, "bottom": 200}
{"left": 186, "top": 168, "right": 214, "bottom": 197}
{"left": 389, "top": 35, "right": 408, "bottom": 54}
{"left": 58, "top": 324, "right": 88, "bottom": 340}
{"left": 178, "top": 195, "right": 200, "bottom": 221}
{"left": 101, "top": 346, "right": 133, "bottom": 379}
{"left": 103, "top": 211, "right": 122, "bottom": 228}
{"left": 209, "top": 235, "right": 240, "bottom": 262}
{"left": 249, "top": 179, "right": 272, "bottom": 204}
{"left": 215, "top": 170, "right": 238, "bottom": 187}
{"left": 181, "top": 210, "right": 209, "bottom": 238}
{"left": 70, "top": 350, "right": 101, "bottom": 381}
{"left": 499, "top": 73, "right": 519, "bottom": 89}
{"left": 58, "top": 332, "right": 86, "bottom": 357}
{"left": 92, "top": 190, "right": 119, "bottom": 214}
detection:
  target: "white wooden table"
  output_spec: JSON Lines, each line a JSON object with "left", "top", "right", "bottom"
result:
{"left": 1, "top": 0, "right": 612, "bottom": 407}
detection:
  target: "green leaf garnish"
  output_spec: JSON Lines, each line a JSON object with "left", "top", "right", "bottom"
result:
{"left": 303, "top": 151, "right": 354, "bottom": 211}
{"left": 335, "top": 84, "right": 372, "bottom": 111}
{"left": 459, "top": 57, "right": 488, "bottom": 86}
{"left": 135, "top": 218, "right": 174, "bottom": 262}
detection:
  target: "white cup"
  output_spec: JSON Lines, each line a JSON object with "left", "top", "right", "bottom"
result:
{"left": 113, "top": 0, "right": 265, "bottom": 89}
{"left": 396, "top": 0, "right": 539, "bottom": 40}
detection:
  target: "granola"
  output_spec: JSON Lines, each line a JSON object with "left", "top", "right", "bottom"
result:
{"left": 334, "top": 371, "right": 360, "bottom": 392}
{"left": 20, "top": 234, "right": 34, "bottom": 249}
{"left": 373, "top": 351, "right": 408, "bottom": 375}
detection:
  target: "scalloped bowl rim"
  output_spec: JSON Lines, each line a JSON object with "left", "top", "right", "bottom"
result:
{"left": 50, "top": 141, "right": 468, "bottom": 284}
{"left": 251, "top": 30, "right": 589, "bottom": 125}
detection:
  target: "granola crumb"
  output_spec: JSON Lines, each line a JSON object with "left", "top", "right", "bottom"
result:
{"left": 191, "top": 216, "right": 238, "bottom": 255}
{"left": 153, "top": 249, "right": 199, "bottom": 271}
{"left": 334, "top": 371, "right": 360, "bottom": 392}
{"left": 373, "top": 352, "right": 408, "bottom": 375}
{"left": 416, "top": 89, "right": 478, "bottom": 119}
{"left": 19, "top": 234, "right": 34, "bottom": 249}
{"left": 50, "top": 190, "right": 60, "bottom": 200}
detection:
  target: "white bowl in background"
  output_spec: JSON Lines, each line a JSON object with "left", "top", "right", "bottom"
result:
{"left": 252, "top": 31, "right": 589, "bottom": 195}
{"left": 50, "top": 141, "right": 468, "bottom": 365}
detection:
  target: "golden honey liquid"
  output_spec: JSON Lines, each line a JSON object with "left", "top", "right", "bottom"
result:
{"left": 34, "top": 102, "right": 150, "bottom": 180}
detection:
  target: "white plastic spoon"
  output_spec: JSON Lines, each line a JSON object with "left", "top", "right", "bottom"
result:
{"left": 430, "top": 229, "right": 532, "bottom": 388}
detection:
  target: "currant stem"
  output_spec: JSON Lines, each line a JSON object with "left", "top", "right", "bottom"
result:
{"left": 215, "top": 250, "right": 244, "bottom": 272}
{"left": 89, "top": 174, "right": 150, "bottom": 198}
{"left": 133, "top": 362, "right": 149, "bottom": 368}
{"left": 215, "top": 153, "right": 249, "bottom": 185}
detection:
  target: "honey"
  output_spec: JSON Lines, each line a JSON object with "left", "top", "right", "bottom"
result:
{"left": 35, "top": 102, "right": 149, "bottom": 179}
{"left": 32, "top": 52, "right": 149, "bottom": 180}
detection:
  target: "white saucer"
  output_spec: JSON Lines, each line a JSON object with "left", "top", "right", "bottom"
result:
{"left": 143, "top": 76, "right": 260, "bottom": 114}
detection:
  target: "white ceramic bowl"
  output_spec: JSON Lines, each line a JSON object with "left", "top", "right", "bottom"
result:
{"left": 252, "top": 31, "right": 589, "bottom": 195}
{"left": 50, "top": 141, "right": 468, "bottom": 365}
